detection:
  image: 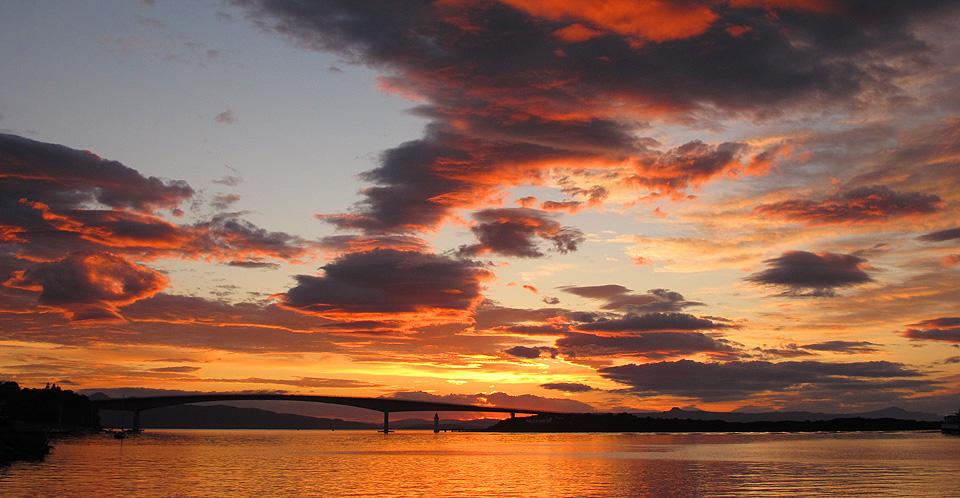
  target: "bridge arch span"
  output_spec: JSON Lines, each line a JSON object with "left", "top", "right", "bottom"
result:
{"left": 90, "top": 394, "right": 554, "bottom": 432}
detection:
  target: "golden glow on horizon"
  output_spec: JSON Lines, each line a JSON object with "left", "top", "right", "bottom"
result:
{"left": 0, "top": 0, "right": 958, "bottom": 417}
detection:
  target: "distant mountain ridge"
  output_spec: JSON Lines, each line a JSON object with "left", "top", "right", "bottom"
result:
{"left": 96, "top": 402, "right": 503, "bottom": 430}
{"left": 488, "top": 412, "right": 941, "bottom": 433}
{"left": 98, "top": 404, "right": 378, "bottom": 430}
{"left": 643, "top": 406, "right": 944, "bottom": 423}
{"left": 92, "top": 392, "right": 944, "bottom": 429}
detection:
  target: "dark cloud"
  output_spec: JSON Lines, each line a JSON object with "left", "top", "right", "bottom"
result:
{"left": 318, "top": 234, "right": 432, "bottom": 254}
{"left": 318, "top": 320, "right": 404, "bottom": 332}
{"left": 899, "top": 317, "right": 960, "bottom": 344}
{"left": 3, "top": 251, "right": 168, "bottom": 321}
{"left": 227, "top": 260, "right": 281, "bottom": 269}
{"left": 192, "top": 213, "right": 317, "bottom": 261}
{"left": 471, "top": 302, "right": 572, "bottom": 332}
{"left": 599, "top": 359, "right": 936, "bottom": 401}
{"left": 753, "top": 185, "right": 943, "bottom": 225}
{"left": 238, "top": 1, "right": 959, "bottom": 233}
{"left": 0, "top": 135, "right": 313, "bottom": 264}
{"left": 630, "top": 141, "right": 748, "bottom": 194}
{"left": 540, "top": 382, "right": 594, "bottom": 393}
{"left": 560, "top": 184, "right": 609, "bottom": 206}
{"left": 211, "top": 376, "right": 382, "bottom": 389}
{"left": 0, "top": 133, "right": 193, "bottom": 214}
{"left": 282, "top": 249, "right": 492, "bottom": 316}
{"left": 0, "top": 293, "right": 344, "bottom": 354}
{"left": 214, "top": 109, "right": 236, "bottom": 124}
{"left": 147, "top": 366, "right": 202, "bottom": 373}
{"left": 561, "top": 284, "right": 632, "bottom": 300}
{"left": 243, "top": 0, "right": 953, "bottom": 111}
{"left": 848, "top": 120, "right": 960, "bottom": 203}
{"left": 559, "top": 286, "right": 704, "bottom": 311}
{"left": 504, "top": 345, "right": 541, "bottom": 359}
{"left": 458, "top": 208, "right": 584, "bottom": 258}
{"left": 0, "top": 135, "right": 321, "bottom": 320}
{"left": 211, "top": 194, "right": 241, "bottom": 211}
{"left": 491, "top": 324, "right": 568, "bottom": 337}
{"left": 8, "top": 207, "right": 195, "bottom": 260}
{"left": 213, "top": 175, "right": 243, "bottom": 186}
{"left": 755, "top": 344, "right": 816, "bottom": 358}
{"left": 488, "top": 310, "right": 740, "bottom": 362}
{"left": 759, "top": 340, "right": 882, "bottom": 356}
{"left": 316, "top": 127, "right": 602, "bottom": 234}
{"left": 919, "top": 227, "right": 960, "bottom": 242}
{"left": 577, "top": 312, "right": 729, "bottom": 332}
{"left": 504, "top": 345, "right": 559, "bottom": 359}
{"left": 557, "top": 330, "right": 741, "bottom": 360}
{"left": 800, "top": 340, "right": 882, "bottom": 354}
{"left": 745, "top": 250, "right": 874, "bottom": 297}
{"left": 637, "top": 288, "right": 705, "bottom": 312}
{"left": 916, "top": 317, "right": 960, "bottom": 327}
{"left": 540, "top": 200, "right": 583, "bottom": 213}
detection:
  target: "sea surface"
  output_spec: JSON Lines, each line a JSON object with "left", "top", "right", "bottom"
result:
{"left": 1, "top": 430, "right": 957, "bottom": 497}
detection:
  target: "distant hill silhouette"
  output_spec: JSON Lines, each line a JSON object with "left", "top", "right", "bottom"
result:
{"left": 92, "top": 395, "right": 945, "bottom": 431}
{"left": 96, "top": 403, "right": 503, "bottom": 430}
{"left": 639, "top": 406, "right": 944, "bottom": 423}
{"left": 99, "top": 404, "right": 378, "bottom": 430}
{"left": 487, "top": 412, "right": 941, "bottom": 433}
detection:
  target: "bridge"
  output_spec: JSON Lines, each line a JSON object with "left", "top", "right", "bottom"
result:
{"left": 90, "top": 394, "right": 556, "bottom": 433}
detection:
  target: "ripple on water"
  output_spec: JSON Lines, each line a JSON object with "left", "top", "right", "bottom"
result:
{"left": 1, "top": 431, "right": 957, "bottom": 498}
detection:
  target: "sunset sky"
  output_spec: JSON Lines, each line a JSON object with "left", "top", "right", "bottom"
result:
{"left": 1, "top": 0, "right": 958, "bottom": 418}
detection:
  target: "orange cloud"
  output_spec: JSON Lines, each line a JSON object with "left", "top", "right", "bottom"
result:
{"left": 726, "top": 0, "right": 840, "bottom": 14}
{"left": 3, "top": 251, "right": 169, "bottom": 322}
{"left": 753, "top": 186, "right": 943, "bottom": 226}
{"left": 552, "top": 24, "right": 604, "bottom": 43}
{"left": 281, "top": 249, "right": 494, "bottom": 326}
{"left": 726, "top": 25, "right": 752, "bottom": 37}
{"left": 458, "top": 208, "right": 585, "bottom": 258}
{"left": 501, "top": 0, "right": 718, "bottom": 42}
{"left": 630, "top": 140, "right": 748, "bottom": 194}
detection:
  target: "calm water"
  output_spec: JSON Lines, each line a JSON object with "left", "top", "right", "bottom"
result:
{"left": 2, "top": 430, "right": 957, "bottom": 497}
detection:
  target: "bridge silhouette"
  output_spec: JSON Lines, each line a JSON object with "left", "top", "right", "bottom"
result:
{"left": 91, "top": 394, "right": 556, "bottom": 433}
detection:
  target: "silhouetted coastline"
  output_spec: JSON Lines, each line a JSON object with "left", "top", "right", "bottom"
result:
{"left": 0, "top": 382, "right": 100, "bottom": 464}
{"left": 0, "top": 427, "right": 50, "bottom": 464}
{"left": 485, "top": 412, "right": 941, "bottom": 433}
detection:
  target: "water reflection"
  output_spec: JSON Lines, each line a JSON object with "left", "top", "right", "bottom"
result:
{"left": 1, "top": 431, "right": 956, "bottom": 497}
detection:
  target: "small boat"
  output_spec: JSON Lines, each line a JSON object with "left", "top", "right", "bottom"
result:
{"left": 942, "top": 410, "right": 959, "bottom": 434}
{"left": 113, "top": 430, "right": 127, "bottom": 440}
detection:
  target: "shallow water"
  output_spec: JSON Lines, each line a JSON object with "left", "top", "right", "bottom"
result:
{"left": 2, "top": 430, "right": 957, "bottom": 497}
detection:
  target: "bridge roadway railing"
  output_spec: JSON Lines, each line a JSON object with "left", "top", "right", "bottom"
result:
{"left": 90, "top": 394, "right": 555, "bottom": 433}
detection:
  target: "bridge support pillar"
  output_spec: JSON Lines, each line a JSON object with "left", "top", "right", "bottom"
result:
{"left": 133, "top": 409, "right": 141, "bottom": 432}
{"left": 382, "top": 411, "right": 390, "bottom": 433}
{"left": 434, "top": 413, "right": 439, "bottom": 433}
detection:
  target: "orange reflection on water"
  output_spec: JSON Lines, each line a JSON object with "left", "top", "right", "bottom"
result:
{"left": 3, "top": 431, "right": 958, "bottom": 497}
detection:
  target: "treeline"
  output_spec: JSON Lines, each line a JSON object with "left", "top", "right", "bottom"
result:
{"left": 0, "top": 382, "right": 100, "bottom": 429}
{"left": 488, "top": 412, "right": 940, "bottom": 433}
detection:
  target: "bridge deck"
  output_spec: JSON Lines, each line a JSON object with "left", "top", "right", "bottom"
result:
{"left": 91, "top": 394, "right": 557, "bottom": 432}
